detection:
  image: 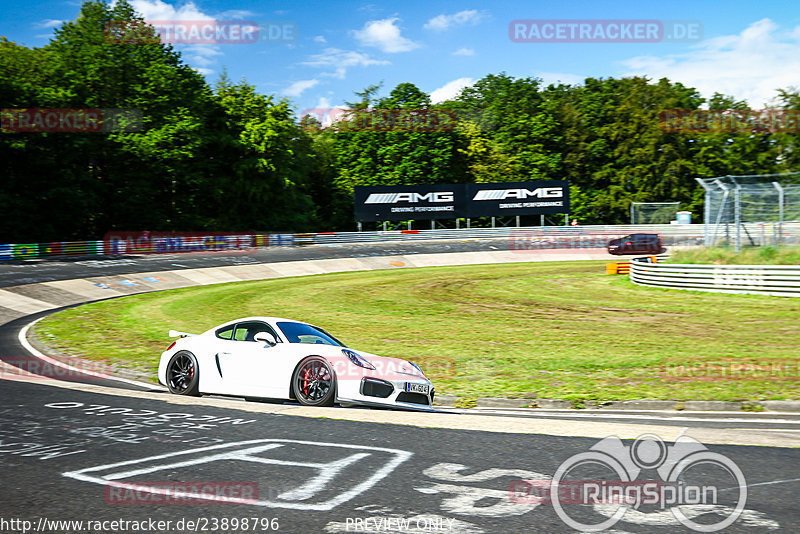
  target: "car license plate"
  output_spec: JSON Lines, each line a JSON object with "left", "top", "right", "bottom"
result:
{"left": 405, "top": 382, "right": 430, "bottom": 395}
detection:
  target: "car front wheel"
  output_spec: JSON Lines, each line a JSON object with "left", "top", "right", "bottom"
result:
{"left": 293, "top": 356, "right": 336, "bottom": 407}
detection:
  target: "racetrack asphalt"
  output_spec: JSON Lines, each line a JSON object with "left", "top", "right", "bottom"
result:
{"left": 0, "top": 238, "right": 524, "bottom": 287}
{"left": 1, "top": 376, "right": 798, "bottom": 533}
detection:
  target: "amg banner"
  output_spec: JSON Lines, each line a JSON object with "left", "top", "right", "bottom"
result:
{"left": 354, "top": 184, "right": 465, "bottom": 222}
{"left": 354, "top": 181, "right": 569, "bottom": 222}
{"left": 466, "top": 180, "right": 569, "bottom": 217}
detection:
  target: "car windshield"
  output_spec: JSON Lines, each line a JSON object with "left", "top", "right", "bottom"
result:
{"left": 277, "top": 322, "right": 345, "bottom": 347}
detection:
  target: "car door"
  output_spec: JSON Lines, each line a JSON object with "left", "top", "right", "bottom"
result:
{"left": 632, "top": 234, "right": 650, "bottom": 253}
{"left": 215, "top": 321, "right": 293, "bottom": 398}
{"left": 197, "top": 323, "right": 237, "bottom": 394}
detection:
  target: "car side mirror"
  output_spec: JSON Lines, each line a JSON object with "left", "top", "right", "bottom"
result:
{"left": 254, "top": 332, "right": 277, "bottom": 346}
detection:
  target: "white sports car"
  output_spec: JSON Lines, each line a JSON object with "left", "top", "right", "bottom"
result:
{"left": 157, "top": 317, "right": 435, "bottom": 409}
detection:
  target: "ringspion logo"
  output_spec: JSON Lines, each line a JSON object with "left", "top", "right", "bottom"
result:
{"left": 517, "top": 433, "right": 748, "bottom": 532}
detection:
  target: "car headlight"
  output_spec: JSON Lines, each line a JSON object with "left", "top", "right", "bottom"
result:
{"left": 407, "top": 361, "right": 426, "bottom": 376}
{"left": 343, "top": 349, "right": 375, "bottom": 370}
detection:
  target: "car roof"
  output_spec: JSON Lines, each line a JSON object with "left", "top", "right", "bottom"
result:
{"left": 204, "top": 317, "right": 310, "bottom": 333}
{"left": 222, "top": 316, "right": 305, "bottom": 325}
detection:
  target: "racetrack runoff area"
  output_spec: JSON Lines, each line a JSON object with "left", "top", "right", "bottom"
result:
{"left": 21, "top": 247, "right": 800, "bottom": 407}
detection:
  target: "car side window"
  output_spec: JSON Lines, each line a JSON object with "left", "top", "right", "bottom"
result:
{"left": 232, "top": 321, "right": 281, "bottom": 343}
{"left": 216, "top": 325, "right": 234, "bottom": 340}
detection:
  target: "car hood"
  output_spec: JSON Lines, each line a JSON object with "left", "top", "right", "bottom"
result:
{"left": 302, "top": 344, "right": 427, "bottom": 379}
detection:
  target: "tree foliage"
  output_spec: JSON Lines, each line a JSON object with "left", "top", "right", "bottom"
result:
{"left": 1, "top": 1, "right": 797, "bottom": 241}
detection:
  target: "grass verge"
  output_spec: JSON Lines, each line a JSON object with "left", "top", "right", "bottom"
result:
{"left": 34, "top": 261, "right": 800, "bottom": 402}
{"left": 671, "top": 245, "right": 800, "bottom": 265}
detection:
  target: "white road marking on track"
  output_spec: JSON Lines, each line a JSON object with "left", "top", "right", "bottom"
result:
{"left": 414, "top": 482, "right": 536, "bottom": 517}
{"left": 720, "top": 477, "right": 800, "bottom": 492}
{"left": 63, "top": 439, "right": 412, "bottom": 510}
{"left": 423, "top": 463, "right": 550, "bottom": 483}
{"left": 414, "top": 463, "right": 552, "bottom": 518}
{"left": 18, "top": 317, "right": 161, "bottom": 391}
{"left": 463, "top": 409, "right": 800, "bottom": 425}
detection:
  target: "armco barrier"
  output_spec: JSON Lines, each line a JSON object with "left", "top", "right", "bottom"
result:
{"left": 630, "top": 258, "right": 800, "bottom": 297}
{"left": 3, "top": 222, "right": 798, "bottom": 261}
{"left": 0, "top": 225, "right": 706, "bottom": 261}
{"left": 0, "top": 235, "right": 270, "bottom": 261}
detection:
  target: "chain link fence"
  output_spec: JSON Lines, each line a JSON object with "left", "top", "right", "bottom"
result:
{"left": 696, "top": 173, "right": 800, "bottom": 251}
{"left": 630, "top": 202, "right": 680, "bottom": 224}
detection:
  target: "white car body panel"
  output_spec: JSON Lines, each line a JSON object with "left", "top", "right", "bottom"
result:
{"left": 157, "top": 316, "right": 434, "bottom": 409}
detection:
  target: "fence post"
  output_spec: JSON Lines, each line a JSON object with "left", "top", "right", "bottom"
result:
{"left": 773, "top": 181, "right": 784, "bottom": 245}
{"left": 696, "top": 178, "right": 712, "bottom": 246}
{"left": 712, "top": 179, "right": 730, "bottom": 247}
{"left": 734, "top": 184, "right": 741, "bottom": 252}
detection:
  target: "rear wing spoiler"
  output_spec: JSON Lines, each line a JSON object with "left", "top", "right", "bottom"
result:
{"left": 168, "top": 330, "right": 196, "bottom": 338}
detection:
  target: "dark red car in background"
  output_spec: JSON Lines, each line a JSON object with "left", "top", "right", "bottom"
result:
{"left": 607, "top": 233, "right": 666, "bottom": 255}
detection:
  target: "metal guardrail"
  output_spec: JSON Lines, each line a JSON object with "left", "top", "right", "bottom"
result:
{"left": 630, "top": 258, "right": 800, "bottom": 297}
{"left": 312, "top": 224, "right": 708, "bottom": 244}
{"left": 0, "top": 225, "right": 708, "bottom": 261}
{"left": 4, "top": 222, "right": 798, "bottom": 261}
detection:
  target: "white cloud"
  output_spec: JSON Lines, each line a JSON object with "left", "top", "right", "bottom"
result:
{"left": 424, "top": 10, "right": 485, "bottom": 31}
{"left": 314, "top": 35, "right": 327, "bottom": 43}
{"left": 217, "top": 9, "right": 255, "bottom": 20}
{"left": 120, "top": 0, "right": 212, "bottom": 21}
{"left": 114, "top": 1, "right": 234, "bottom": 76}
{"left": 283, "top": 79, "right": 320, "bottom": 98}
{"left": 34, "top": 19, "right": 63, "bottom": 29}
{"left": 452, "top": 47, "right": 474, "bottom": 56}
{"left": 302, "top": 47, "right": 389, "bottom": 79}
{"left": 351, "top": 17, "right": 420, "bottom": 53}
{"left": 316, "top": 96, "right": 331, "bottom": 108}
{"left": 620, "top": 18, "right": 800, "bottom": 108}
{"left": 182, "top": 44, "right": 223, "bottom": 67}
{"left": 430, "top": 77, "right": 475, "bottom": 104}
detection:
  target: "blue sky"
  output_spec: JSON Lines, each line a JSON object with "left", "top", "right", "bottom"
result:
{"left": 2, "top": 0, "right": 800, "bottom": 115}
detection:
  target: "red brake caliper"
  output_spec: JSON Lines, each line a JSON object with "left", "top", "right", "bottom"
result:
{"left": 303, "top": 367, "right": 312, "bottom": 395}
